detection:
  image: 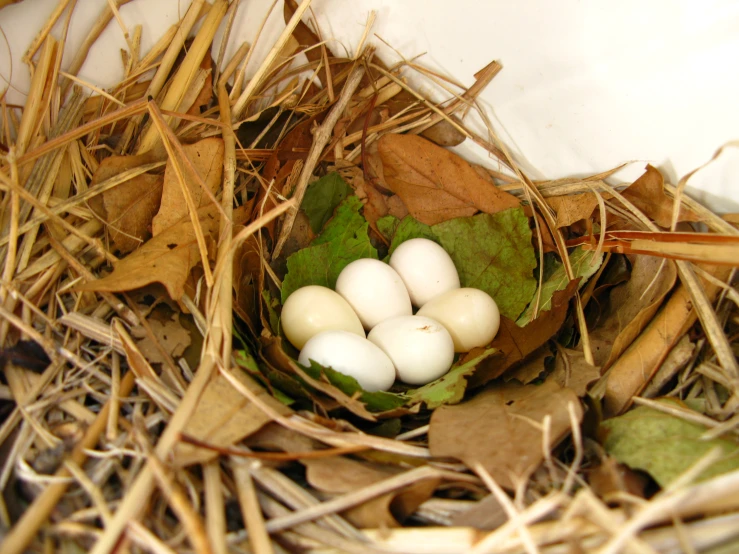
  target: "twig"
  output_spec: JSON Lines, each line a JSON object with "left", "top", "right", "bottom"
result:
{"left": 88, "top": 199, "right": 292, "bottom": 554}
{"left": 179, "top": 433, "right": 368, "bottom": 460}
{"left": 232, "top": 0, "right": 312, "bottom": 118}
{"left": 264, "top": 465, "right": 439, "bottom": 533}
{"left": 148, "top": 0, "right": 206, "bottom": 100}
{"left": 204, "top": 460, "right": 228, "bottom": 554}
{"left": 14, "top": 97, "right": 148, "bottom": 168}
{"left": 60, "top": 0, "right": 135, "bottom": 97}
{"left": 134, "top": 422, "right": 214, "bottom": 554}
{"left": 219, "top": 42, "right": 250, "bottom": 88}
{"left": 21, "top": 0, "right": 74, "bottom": 64}
{"left": 473, "top": 463, "right": 540, "bottom": 554}
{"left": 137, "top": 0, "right": 227, "bottom": 154}
{"left": 272, "top": 52, "right": 369, "bottom": 259}
{"left": 0, "top": 161, "right": 166, "bottom": 247}
{"left": 1, "top": 370, "right": 136, "bottom": 554}
{"left": 231, "top": 458, "right": 274, "bottom": 554}
{"left": 594, "top": 181, "right": 739, "bottom": 381}
{"left": 213, "top": 0, "right": 240, "bottom": 91}
{"left": 468, "top": 492, "right": 567, "bottom": 554}
{"left": 246, "top": 448, "right": 364, "bottom": 540}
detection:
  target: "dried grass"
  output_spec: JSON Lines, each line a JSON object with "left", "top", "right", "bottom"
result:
{"left": 1, "top": 2, "right": 738, "bottom": 553}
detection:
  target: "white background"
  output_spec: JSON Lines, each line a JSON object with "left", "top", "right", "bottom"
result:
{"left": 2, "top": 0, "right": 738, "bottom": 211}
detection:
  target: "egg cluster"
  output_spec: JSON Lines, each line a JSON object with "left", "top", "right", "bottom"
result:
{"left": 281, "top": 238, "right": 501, "bottom": 392}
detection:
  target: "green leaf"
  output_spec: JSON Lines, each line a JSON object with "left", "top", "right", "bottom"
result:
{"left": 407, "top": 348, "right": 498, "bottom": 409}
{"left": 432, "top": 208, "right": 537, "bottom": 320}
{"left": 261, "top": 290, "right": 281, "bottom": 335}
{"left": 311, "top": 195, "right": 370, "bottom": 247}
{"left": 281, "top": 196, "right": 378, "bottom": 303}
{"left": 233, "top": 349, "right": 295, "bottom": 406}
{"left": 233, "top": 348, "right": 260, "bottom": 372}
{"left": 516, "top": 247, "right": 604, "bottom": 326}
{"left": 369, "top": 418, "right": 402, "bottom": 437}
{"left": 300, "top": 172, "right": 352, "bottom": 233}
{"left": 302, "top": 360, "right": 407, "bottom": 412}
{"left": 377, "top": 215, "right": 400, "bottom": 242}
{"left": 601, "top": 399, "right": 739, "bottom": 487}
{"left": 389, "top": 216, "right": 439, "bottom": 255}
{"left": 377, "top": 215, "right": 440, "bottom": 255}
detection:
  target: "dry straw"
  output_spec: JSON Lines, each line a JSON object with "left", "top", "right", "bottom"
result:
{"left": 1, "top": 1, "right": 738, "bottom": 553}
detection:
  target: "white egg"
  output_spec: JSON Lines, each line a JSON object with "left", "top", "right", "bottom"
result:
{"left": 368, "top": 315, "right": 454, "bottom": 385}
{"left": 335, "top": 259, "right": 412, "bottom": 329}
{"left": 417, "top": 288, "right": 500, "bottom": 352}
{"left": 389, "top": 238, "right": 460, "bottom": 307}
{"left": 281, "top": 286, "right": 364, "bottom": 350}
{"left": 298, "top": 330, "right": 396, "bottom": 392}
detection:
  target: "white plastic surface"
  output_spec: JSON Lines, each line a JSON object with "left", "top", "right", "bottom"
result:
{"left": 2, "top": 0, "right": 738, "bottom": 210}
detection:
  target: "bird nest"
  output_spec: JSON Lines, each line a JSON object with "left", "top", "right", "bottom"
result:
{"left": 1, "top": 1, "right": 739, "bottom": 553}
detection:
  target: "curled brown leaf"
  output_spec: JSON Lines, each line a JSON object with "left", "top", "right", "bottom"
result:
{"left": 378, "top": 134, "right": 520, "bottom": 225}
{"left": 622, "top": 165, "right": 700, "bottom": 228}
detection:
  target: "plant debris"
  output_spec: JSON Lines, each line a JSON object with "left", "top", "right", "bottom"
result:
{"left": 601, "top": 399, "right": 739, "bottom": 487}
{"left": 2, "top": 1, "right": 739, "bottom": 553}
{"left": 429, "top": 379, "right": 583, "bottom": 490}
{"left": 281, "top": 195, "right": 377, "bottom": 302}
{"left": 377, "top": 134, "right": 521, "bottom": 224}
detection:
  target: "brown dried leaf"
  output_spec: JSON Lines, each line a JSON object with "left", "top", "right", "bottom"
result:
{"left": 505, "top": 347, "right": 551, "bottom": 385}
{"left": 246, "top": 422, "right": 321, "bottom": 454}
{"left": 429, "top": 379, "right": 583, "bottom": 489}
{"left": 547, "top": 192, "right": 606, "bottom": 228}
{"left": 89, "top": 152, "right": 158, "bottom": 187}
{"left": 587, "top": 457, "right": 648, "bottom": 501}
{"left": 345, "top": 478, "right": 439, "bottom": 529}
{"left": 269, "top": 211, "right": 315, "bottom": 279}
{"left": 132, "top": 314, "right": 191, "bottom": 365}
{"left": 622, "top": 165, "right": 700, "bottom": 228}
{"left": 302, "top": 456, "right": 439, "bottom": 528}
{"left": 334, "top": 161, "right": 388, "bottom": 228}
{"left": 551, "top": 348, "right": 600, "bottom": 396}
{"left": 364, "top": 141, "right": 389, "bottom": 193}
{"left": 589, "top": 256, "right": 677, "bottom": 369}
{"left": 304, "top": 456, "right": 398, "bottom": 492}
{"left": 114, "top": 321, "right": 171, "bottom": 415}
{"left": 471, "top": 163, "right": 496, "bottom": 184}
{"left": 377, "top": 134, "right": 520, "bottom": 225}
{"left": 449, "top": 494, "right": 507, "bottom": 531}
{"left": 77, "top": 205, "right": 219, "bottom": 300}
{"left": 276, "top": 116, "right": 316, "bottom": 163}
{"left": 468, "top": 279, "right": 579, "bottom": 388}
{"left": 256, "top": 117, "right": 317, "bottom": 239}
{"left": 88, "top": 153, "right": 164, "bottom": 253}
{"left": 173, "top": 367, "right": 292, "bottom": 467}
{"left": 104, "top": 174, "right": 164, "bottom": 254}
{"left": 642, "top": 335, "right": 695, "bottom": 398}
{"left": 420, "top": 118, "right": 466, "bottom": 147}
{"left": 386, "top": 194, "right": 409, "bottom": 220}
{"left": 233, "top": 234, "right": 266, "bottom": 329}
{"left": 152, "top": 138, "right": 224, "bottom": 235}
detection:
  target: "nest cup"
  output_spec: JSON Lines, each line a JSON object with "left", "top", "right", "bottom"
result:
{"left": 1, "top": 1, "right": 739, "bottom": 553}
